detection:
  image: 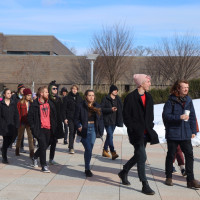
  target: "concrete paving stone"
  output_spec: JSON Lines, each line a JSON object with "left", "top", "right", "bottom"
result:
{"left": 0, "top": 191, "right": 38, "bottom": 200}
{"left": 11, "top": 176, "right": 53, "bottom": 185}
{"left": 35, "top": 192, "right": 79, "bottom": 200}
{"left": 3, "top": 184, "right": 45, "bottom": 192}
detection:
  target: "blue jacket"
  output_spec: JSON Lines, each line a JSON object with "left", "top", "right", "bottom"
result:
{"left": 163, "top": 95, "right": 196, "bottom": 141}
{"left": 74, "top": 101, "right": 104, "bottom": 138}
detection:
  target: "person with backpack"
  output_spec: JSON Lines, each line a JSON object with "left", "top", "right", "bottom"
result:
{"left": 28, "top": 86, "right": 57, "bottom": 173}
{"left": 163, "top": 80, "right": 200, "bottom": 188}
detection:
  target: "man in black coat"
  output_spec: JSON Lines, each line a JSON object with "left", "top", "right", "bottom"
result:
{"left": 101, "top": 85, "right": 123, "bottom": 160}
{"left": 118, "top": 74, "right": 159, "bottom": 195}
{"left": 48, "top": 81, "right": 64, "bottom": 165}
{"left": 28, "top": 86, "right": 57, "bottom": 173}
{"left": 63, "top": 85, "right": 83, "bottom": 154}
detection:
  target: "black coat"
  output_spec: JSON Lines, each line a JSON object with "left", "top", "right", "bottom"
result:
{"left": 27, "top": 98, "right": 57, "bottom": 139}
{"left": 63, "top": 92, "right": 83, "bottom": 121}
{"left": 163, "top": 95, "right": 196, "bottom": 140}
{"left": 101, "top": 95, "right": 123, "bottom": 127}
{"left": 11, "top": 93, "right": 21, "bottom": 105}
{"left": 49, "top": 97, "right": 64, "bottom": 139}
{"left": 74, "top": 101, "right": 104, "bottom": 138}
{"left": 123, "top": 89, "right": 159, "bottom": 145}
{"left": 0, "top": 99, "right": 19, "bottom": 136}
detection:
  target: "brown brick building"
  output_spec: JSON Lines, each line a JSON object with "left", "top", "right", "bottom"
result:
{"left": 0, "top": 33, "right": 147, "bottom": 94}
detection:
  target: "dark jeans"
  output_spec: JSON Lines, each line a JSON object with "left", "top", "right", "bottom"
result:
{"left": 34, "top": 129, "right": 51, "bottom": 167}
{"left": 2, "top": 136, "right": 13, "bottom": 154}
{"left": 81, "top": 124, "right": 96, "bottom": 170}
{"left": 104, "top": 125, "right": 116, "bottom": 152}
{"left": 49, "top": 134, "right": 57, "bottom": 160}
{"left": 68, "top": 120, "right": 76, "bottom": 149}
{"left": 123, "top": 140, "right": 147, "bottom": 182}
{"left": 64, "top": 123, "right": 68, "bottom": 142}
{"left": 166, "top": 140, "right": 194, "bottom": 181}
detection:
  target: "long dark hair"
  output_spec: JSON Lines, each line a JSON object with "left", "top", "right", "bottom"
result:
{"left": 84, "top": 90, "right": 101, "bottom": 116}
{"left": 3, "top": 88, "right": 11, "bottom": 99}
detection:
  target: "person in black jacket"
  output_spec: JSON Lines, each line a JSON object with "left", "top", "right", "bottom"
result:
{"left": 74, "top": 90, "right": 104, "bottom": 177}
{"left": 63, "top": 85, "right": 83, "bottom": 154}
{"left": 48, "top": 81, "right": 64, "bottom": 165}
{"left": 101, "top": 85, "right": 123, "bottom": 160}
{"left": 28, "top": 86, "right": 57, "bottom": 173}
{"left": 0, "top": 88, "right": 19, "bottom": 164}
{"left": 118, "top": 74, "right": 159, "bottom": 195}
{"left": 60, "top": 87, "right": 68, "bottom": 145}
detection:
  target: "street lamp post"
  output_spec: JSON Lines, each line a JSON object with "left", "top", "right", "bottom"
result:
{"left": 86, "top": 54, "right": 99, "bottom": 90}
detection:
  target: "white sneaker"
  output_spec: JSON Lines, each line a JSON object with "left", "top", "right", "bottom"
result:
{"left": 42, "top": 166, "right": 50, "bottom": 173}
{"left": 32, "top": 158, "right": 38, "bottom": 168}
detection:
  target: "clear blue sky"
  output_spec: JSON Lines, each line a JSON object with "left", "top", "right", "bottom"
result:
{"left": 1, "top": 0, "right": 200, "bottom": 55}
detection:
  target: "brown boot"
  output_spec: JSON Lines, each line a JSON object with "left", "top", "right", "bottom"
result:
{"left": 111, "top": 151, "right": 119, "bottom": 160}
{"left": 15, "top": 148, "right": 20, "bottom": 156}
{"left": 165, "top": 178, "right": 173, "bottom": 186}
{"left": 30, "top": 150, "right": 34, "bottom": 158}
{"left": 187, "top": 180, "right": 200, "bottom": 188}
{"left": 102, "top": 149, "right": 111, "bottom": 158}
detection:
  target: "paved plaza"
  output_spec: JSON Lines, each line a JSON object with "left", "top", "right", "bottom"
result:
{"left": 0, "top": 135, "right": 200, "bottom": 200}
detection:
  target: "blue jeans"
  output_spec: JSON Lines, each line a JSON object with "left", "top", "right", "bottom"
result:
{"left": 81, "top": 124, "right": 96, "bottom": 170}
{"left": 103, "top": 125, "right": 116, "bottom": 152}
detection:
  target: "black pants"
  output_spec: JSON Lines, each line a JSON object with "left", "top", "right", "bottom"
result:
{"left": 166, "top": 140, "right": 194, "bottom": 181}
{"left": 123, "top": 141, "right": 147, "bottom": 182}
{"left": 2, "top": 136, "right": 13, "bottom": 157}
{"left": 64, "top": 123, "right": 68, "bottom": 141}
{"left": 34, "top": 129, "right": 51, "bottom": 167}
{"left": 68, "top": 120, "right": 76, "bottom": 149}
{"left": 49, "top": 134, "right": 57, "bottom": 160}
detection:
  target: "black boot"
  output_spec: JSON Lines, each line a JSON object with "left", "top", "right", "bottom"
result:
{"left": 142, "top": 181, "right": 155, "bottom": 195}
{"left": 118, "top": 170, "right": 131, "bottom": 185}
{"left": 1, "top": 148, "right": 8, "bottom": 164}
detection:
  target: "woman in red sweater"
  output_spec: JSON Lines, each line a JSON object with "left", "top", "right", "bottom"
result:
{"left": 16, "top": 88, "right": 34, "bottom": 158}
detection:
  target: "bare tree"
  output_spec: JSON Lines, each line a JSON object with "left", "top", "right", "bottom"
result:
{"left": 70, "top": 56, "right": 91, "bottom": 84}
{"left": 91, "top": 23, "right": 134, "bottom": 85}
{"left": 132, "top": 46, "right": 152, "bottom": 56}
{"left": 146, "top": 34, "right": 200, "bottom": 86}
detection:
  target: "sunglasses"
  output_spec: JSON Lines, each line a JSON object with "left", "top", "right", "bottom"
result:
{"left": 52, "top": 88, "right": 58, "bottom": 90}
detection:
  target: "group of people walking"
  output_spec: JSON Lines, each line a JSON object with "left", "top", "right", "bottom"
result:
{"left": 0, "top": 74, "right": 200, "bottom": 195}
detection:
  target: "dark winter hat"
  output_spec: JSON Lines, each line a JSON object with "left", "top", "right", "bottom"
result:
{"left": 49, "top": 80, "right": 59, "bottom": 88}
{"left": 60, "top": 87, "right": 68, "bottom": 94}
{"left": 23, "top": 88, "right": 32, "bottom": 96}
{"left": 17, "top": 83, "right": 25, "bottom": 91}
{"left": 109, "top": 85, "right": 118, "bottom": 94}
